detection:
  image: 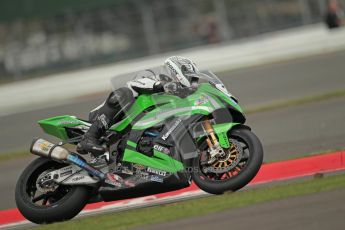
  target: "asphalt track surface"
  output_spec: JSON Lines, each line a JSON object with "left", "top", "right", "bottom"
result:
{"left": 0, "top": 51, "right": 344, "bottom": 212}
{"left": 137, "top": 188, "right": 345, "bottom": 230}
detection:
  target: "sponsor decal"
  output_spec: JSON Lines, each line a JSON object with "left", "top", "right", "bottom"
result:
{"left": 133, "top": 164, "right": 146, "bottom": 170}
{"left": 147, "top": 167, "right": 167, "bottom": 176}
{"left": 105, "top": 173, "right": 123, "bottom": 187}
{"left": 139, "top": 171, "right": 149, "bottom": 176}
{"left": 150, "top": 175, "right": 164, "bottom": 183}
{"left": 136, "top": 170, "right": 149, "bottom": 180}
{"left": 194, "top": 95, "right": 208, "bottom": 106}
{"left": 121, "top": 167, "right": 134, "bottom": 175}
{"left": 58, "top": 120, "right": 80, "bottom": 125}
{"left": 72, "top": 175, "right": 85, "bottom": 182}
{"left": 60, "top": 170, "right": 73, "bottom": 177}
{"left": 162, "top": 118, "right": 182, "bottom": 141}
{"left": 153, "top": 144, "right": 170, "bottom": 154}
{"left": 165, "top": 61, "right": 178, "bottom": 75}
{"left": 105, "top": 179, "right": 122, "bottom": 187}
{"left": 139, "top": 173, "right": 149, "bottom": 180}
{"left": 60, "top": 166, "right": 73, "bottom": 172}
{"left": 37, "top": 140, "right": 54, "bottom": 152}
{"left": 98, "top": 114, "right": 109, "bottom": 129}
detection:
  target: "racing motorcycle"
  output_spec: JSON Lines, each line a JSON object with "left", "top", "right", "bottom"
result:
{"left": 15, "top": 68, "right": 263, "bottom": 224}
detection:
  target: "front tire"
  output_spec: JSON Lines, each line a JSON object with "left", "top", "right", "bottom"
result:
{"left": 192, "top": 128, "right": 263, "bottom": 194}
{"left": 15, "top": 157, "right": 91, "bottom": 224}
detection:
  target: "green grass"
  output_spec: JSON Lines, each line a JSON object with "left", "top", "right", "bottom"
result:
{"left": 0, "top": 150, "right": 29, "bottom": 161}
{"left": 36, "top": 173, "right": 345, "bottom": 230}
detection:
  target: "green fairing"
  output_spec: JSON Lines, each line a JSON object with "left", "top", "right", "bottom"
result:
{"left": 122, "top": 148, "right": 184, "bottom": 173}
{"left": 38, "top": 115, "right": 89, "bottom": 140}
{"left": 198, "top": 84, "right": 243, "bottom": 113}
{"left": 111, "top": 83, "right": 242, "bottom": 131}
{"left": 109, "top": 95, "right": 155, "bottom": 132}
{"left": 126, "top": 84, "right": 241, "bottom": 130}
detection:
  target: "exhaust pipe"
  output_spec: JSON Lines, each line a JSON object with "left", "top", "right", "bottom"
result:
{"left": 30, "top": 138, "right": 105, "bottom": 180}
{"left": 30, "top": 138, "right": 69, "bottom": 160}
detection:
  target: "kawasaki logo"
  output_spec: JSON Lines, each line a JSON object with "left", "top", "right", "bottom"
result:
{"left": 162, "top": 119, "right": 181, "bottom": 141}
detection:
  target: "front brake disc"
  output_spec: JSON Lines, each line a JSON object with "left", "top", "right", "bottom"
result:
{"left": 203, "top": 139, "right": 243, "bottom": 174}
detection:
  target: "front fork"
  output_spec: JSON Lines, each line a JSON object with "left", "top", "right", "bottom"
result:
{"left": 202, "top": 119, "right": 240, "bottom": 149}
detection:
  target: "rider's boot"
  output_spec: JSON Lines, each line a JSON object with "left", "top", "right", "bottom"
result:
{"left": 77, "top": 117, "right": 109, "bottom": 157}
{"left": 77, "top": 87, "right": 134, "bottom": 158}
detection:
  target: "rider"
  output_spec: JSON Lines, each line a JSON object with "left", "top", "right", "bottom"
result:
{"left": 77, "top": 56, "right": 199, "bottom": 157}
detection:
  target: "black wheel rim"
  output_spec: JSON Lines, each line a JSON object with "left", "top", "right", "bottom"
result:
{"left": 25, "top": 161, "right": 73, "bottom": 207}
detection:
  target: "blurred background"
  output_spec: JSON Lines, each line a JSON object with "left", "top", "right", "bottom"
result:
{"left": 0, "top": 0, "right": 344, "bottom": 81}
{"left": 0, "top": 0, "right": 345, "bottom": 229}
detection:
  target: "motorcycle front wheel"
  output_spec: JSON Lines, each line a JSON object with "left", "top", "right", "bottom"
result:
{"left": 192, "top": 128, "right": 263, "bottom": 194}
{"left": 15, "top": 157, "right": 91, "bottom": 224}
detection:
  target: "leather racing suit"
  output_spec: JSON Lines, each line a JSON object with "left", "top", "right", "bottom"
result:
{"left": 77, "top": 56, "right": 198, "bottom": 157}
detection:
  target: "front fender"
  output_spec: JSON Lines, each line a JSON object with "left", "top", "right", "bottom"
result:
{"left": 213, "top": 123, "right": 251, "bottom": 148}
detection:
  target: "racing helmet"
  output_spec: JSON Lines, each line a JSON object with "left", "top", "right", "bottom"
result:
{"left": 164, "top": 56, "right": 199, "bottom": 87}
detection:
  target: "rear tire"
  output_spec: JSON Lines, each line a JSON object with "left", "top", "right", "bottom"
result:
{"left": 192, "top": 128, "right": 263, "bottom": 194}
{"left": 15, "top": 157, "right": 91, "bottom": 224}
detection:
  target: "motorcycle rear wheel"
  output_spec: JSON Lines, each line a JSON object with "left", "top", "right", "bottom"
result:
{"left": 192, "top": 128, "right": 263, "bottom": 194}
{"left": 15, "top": 157, "right": 91, "bottom": 224}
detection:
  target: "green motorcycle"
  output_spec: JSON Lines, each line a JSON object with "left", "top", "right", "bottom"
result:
{"left": 15, "top": 68, "right": 263, "bottom": 224}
